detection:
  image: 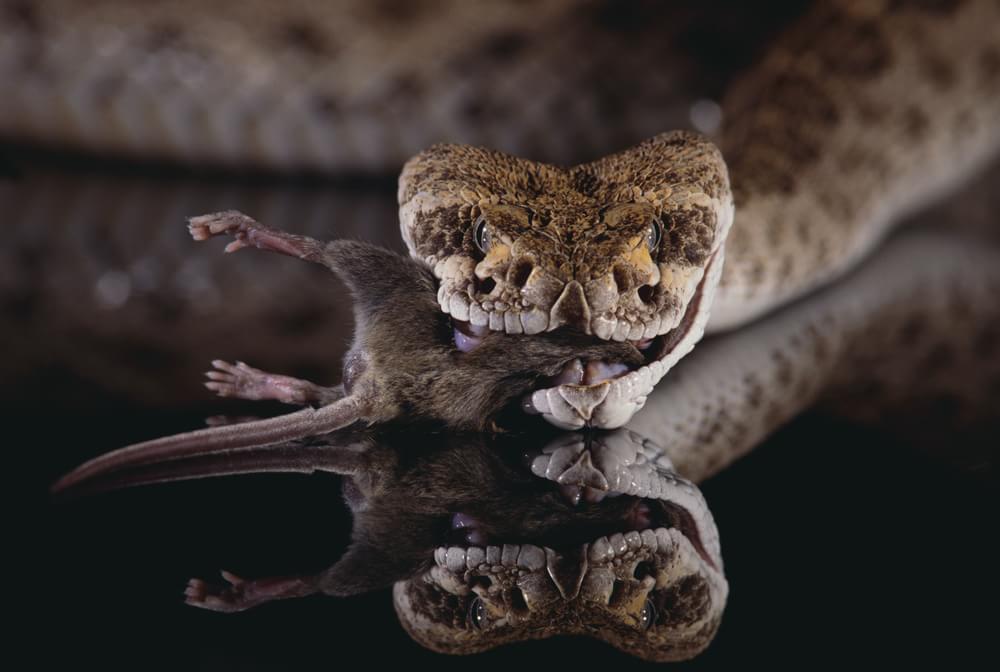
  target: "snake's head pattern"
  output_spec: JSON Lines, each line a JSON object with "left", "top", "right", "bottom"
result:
{"left": 399, "top": 131, "right": 734, "bottom": 428}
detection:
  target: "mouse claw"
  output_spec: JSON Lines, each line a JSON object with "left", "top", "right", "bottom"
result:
{"left": 221, "top": 570, "right": 244, "bottom": 585}
{"left": 184, "top": 578, "right": 206, "bottom": 599}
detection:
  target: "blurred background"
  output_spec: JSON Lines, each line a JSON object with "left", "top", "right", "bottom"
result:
{"left": 4, "top": 0, "right": 994, "bottom": 669}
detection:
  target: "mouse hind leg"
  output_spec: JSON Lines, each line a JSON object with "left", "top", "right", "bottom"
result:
{"left": 204, "top": 359, "right": 344, "bottom": 406}
{"left": 185, "top": 571, "right": 322, "bottom": 613}
{"left": 188, "top": 210, "right": 344, "bottom": 270}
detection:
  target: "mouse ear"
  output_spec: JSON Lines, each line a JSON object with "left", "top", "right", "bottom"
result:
{"left": 51, "top": 395, "right": 371, "bottom": 495}
{"left": 323, "top": 240, "right": 438, "bottom": 322}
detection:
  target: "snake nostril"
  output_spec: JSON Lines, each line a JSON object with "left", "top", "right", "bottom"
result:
{"left": 509, "top": 586, "right": 530, "bottom": 616}
{"left": 509, "top": 259, "right": 534, "bottom": 289}
{"left": 613, "top": 265, "right": 631, "bottom": 293}
{"left": 475, "top": 276, "right": 496, "bottom": 295}
{"left": 638, "top": 284, "right": 655, "bottom": 304}
{"left": 634, "top": 561, "right": 655, "bottom": 581}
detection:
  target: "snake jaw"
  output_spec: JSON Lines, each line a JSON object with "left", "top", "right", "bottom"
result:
{"left": 526, "top": 245, "right": 726, "bottom": 429}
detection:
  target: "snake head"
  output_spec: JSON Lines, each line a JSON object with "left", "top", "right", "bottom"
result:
{"left": 394, "top": 431, "right": 727, "bottom": 661}
{"left": 399, "top": 130, "right": 732, "bottom": 340}
{"left": 399, "top": 131, "right": 734, "bottom": 428}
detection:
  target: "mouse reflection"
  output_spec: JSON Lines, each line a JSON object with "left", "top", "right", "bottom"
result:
{"left": 54, "top": 428, "right": 726, "bottom": 662}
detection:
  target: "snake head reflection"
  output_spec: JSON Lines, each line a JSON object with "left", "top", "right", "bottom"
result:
{"left": 394, "top": 430, "right": 727, "bottom": 661}
{"left": 395, "top": 520, "right": 725, "bottom": 661}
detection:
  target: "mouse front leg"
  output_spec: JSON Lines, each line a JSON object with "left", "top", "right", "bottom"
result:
{"left": 185, "top": 571, "right": 322, "bottom": 613}
{"left": 187, "top": 210, "right": 336, "bottom": 267}
{"left": 204, "top": 360, "right": 343, "bottom": 406}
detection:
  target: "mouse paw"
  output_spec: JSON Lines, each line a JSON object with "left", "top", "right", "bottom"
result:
{"left": 204, "top": 360, "right": 317, "bottom": 404}
{"left": 187, "top": 210, "right": 266, "bottom": 253}
{"left": 204, "top": 359, "right": 268, "bottom": 399}
{"left": 184, "top": 571, "right": 313, "bottom": 612}
{"left": 184, "top": 571, "right": 255, "bottom": 613}
{"left": 187, "top": 210, "right": 318, "bottom": 257}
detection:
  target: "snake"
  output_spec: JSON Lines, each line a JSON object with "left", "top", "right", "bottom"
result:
{"left": 17, "top": 0, "right": 999, "bottom": 662}
{"left": 397, "top": 0, "right": 1000, "bottom": 429}
{"left": 7, "top": 0, "right": 998, "bottom": 431}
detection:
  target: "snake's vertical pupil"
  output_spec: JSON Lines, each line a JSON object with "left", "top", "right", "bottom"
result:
{"left": 640, "top": 599, "right": 657, "bottom": 630}
{"left": 473, "top": 214, "right": 491, "bottom": 253}
{"left": 468, "top": 596, "right": 487, "bottom": 629}
{"left": 646, "top": 216, "right": 663, "bottom": 252}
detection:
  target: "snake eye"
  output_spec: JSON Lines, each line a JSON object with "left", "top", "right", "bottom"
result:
{"left": 639, "top": 599, "right": 657, "bottom": 631}
{"left": 473, "top": 213, "right": 491, "bottom": 253}
{"left": 646, "top": 216, "right": 663, "bottom": 252}
{"left": 468, "top": 596, "right": 487, "bottom": 630}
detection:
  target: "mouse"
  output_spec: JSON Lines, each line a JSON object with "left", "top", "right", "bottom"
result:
{"left": 52, "top": 211, "right": 642, "bottom": 492}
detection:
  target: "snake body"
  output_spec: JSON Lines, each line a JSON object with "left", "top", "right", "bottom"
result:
{"left": 401, "top": 0, "right": 1000, "bottom": 428}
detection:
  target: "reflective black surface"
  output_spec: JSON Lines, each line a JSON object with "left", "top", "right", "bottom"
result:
{"left": 23, "top": 403, "right": 991, "bottom": 668}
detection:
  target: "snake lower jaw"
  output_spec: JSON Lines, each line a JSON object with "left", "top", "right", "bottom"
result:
{"left": 524, "top": 248, "right": 724, "bottom": 429}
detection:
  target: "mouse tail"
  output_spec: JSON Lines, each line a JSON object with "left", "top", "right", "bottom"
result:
{"left": 52, "top": 438, "right": 375, "bottom": 499}
{"left": 51, "top": 396, "right": 368, "bottom": 495}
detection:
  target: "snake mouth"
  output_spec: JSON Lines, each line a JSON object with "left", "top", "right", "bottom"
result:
{"left": 523, "top": 249, "right": 721, "bottom": 429}
{"left": 435, "top": 497, "right": 718, "bottom": 581}
{"left": 449, "top": 248, "right": 722, "bottom": 429}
